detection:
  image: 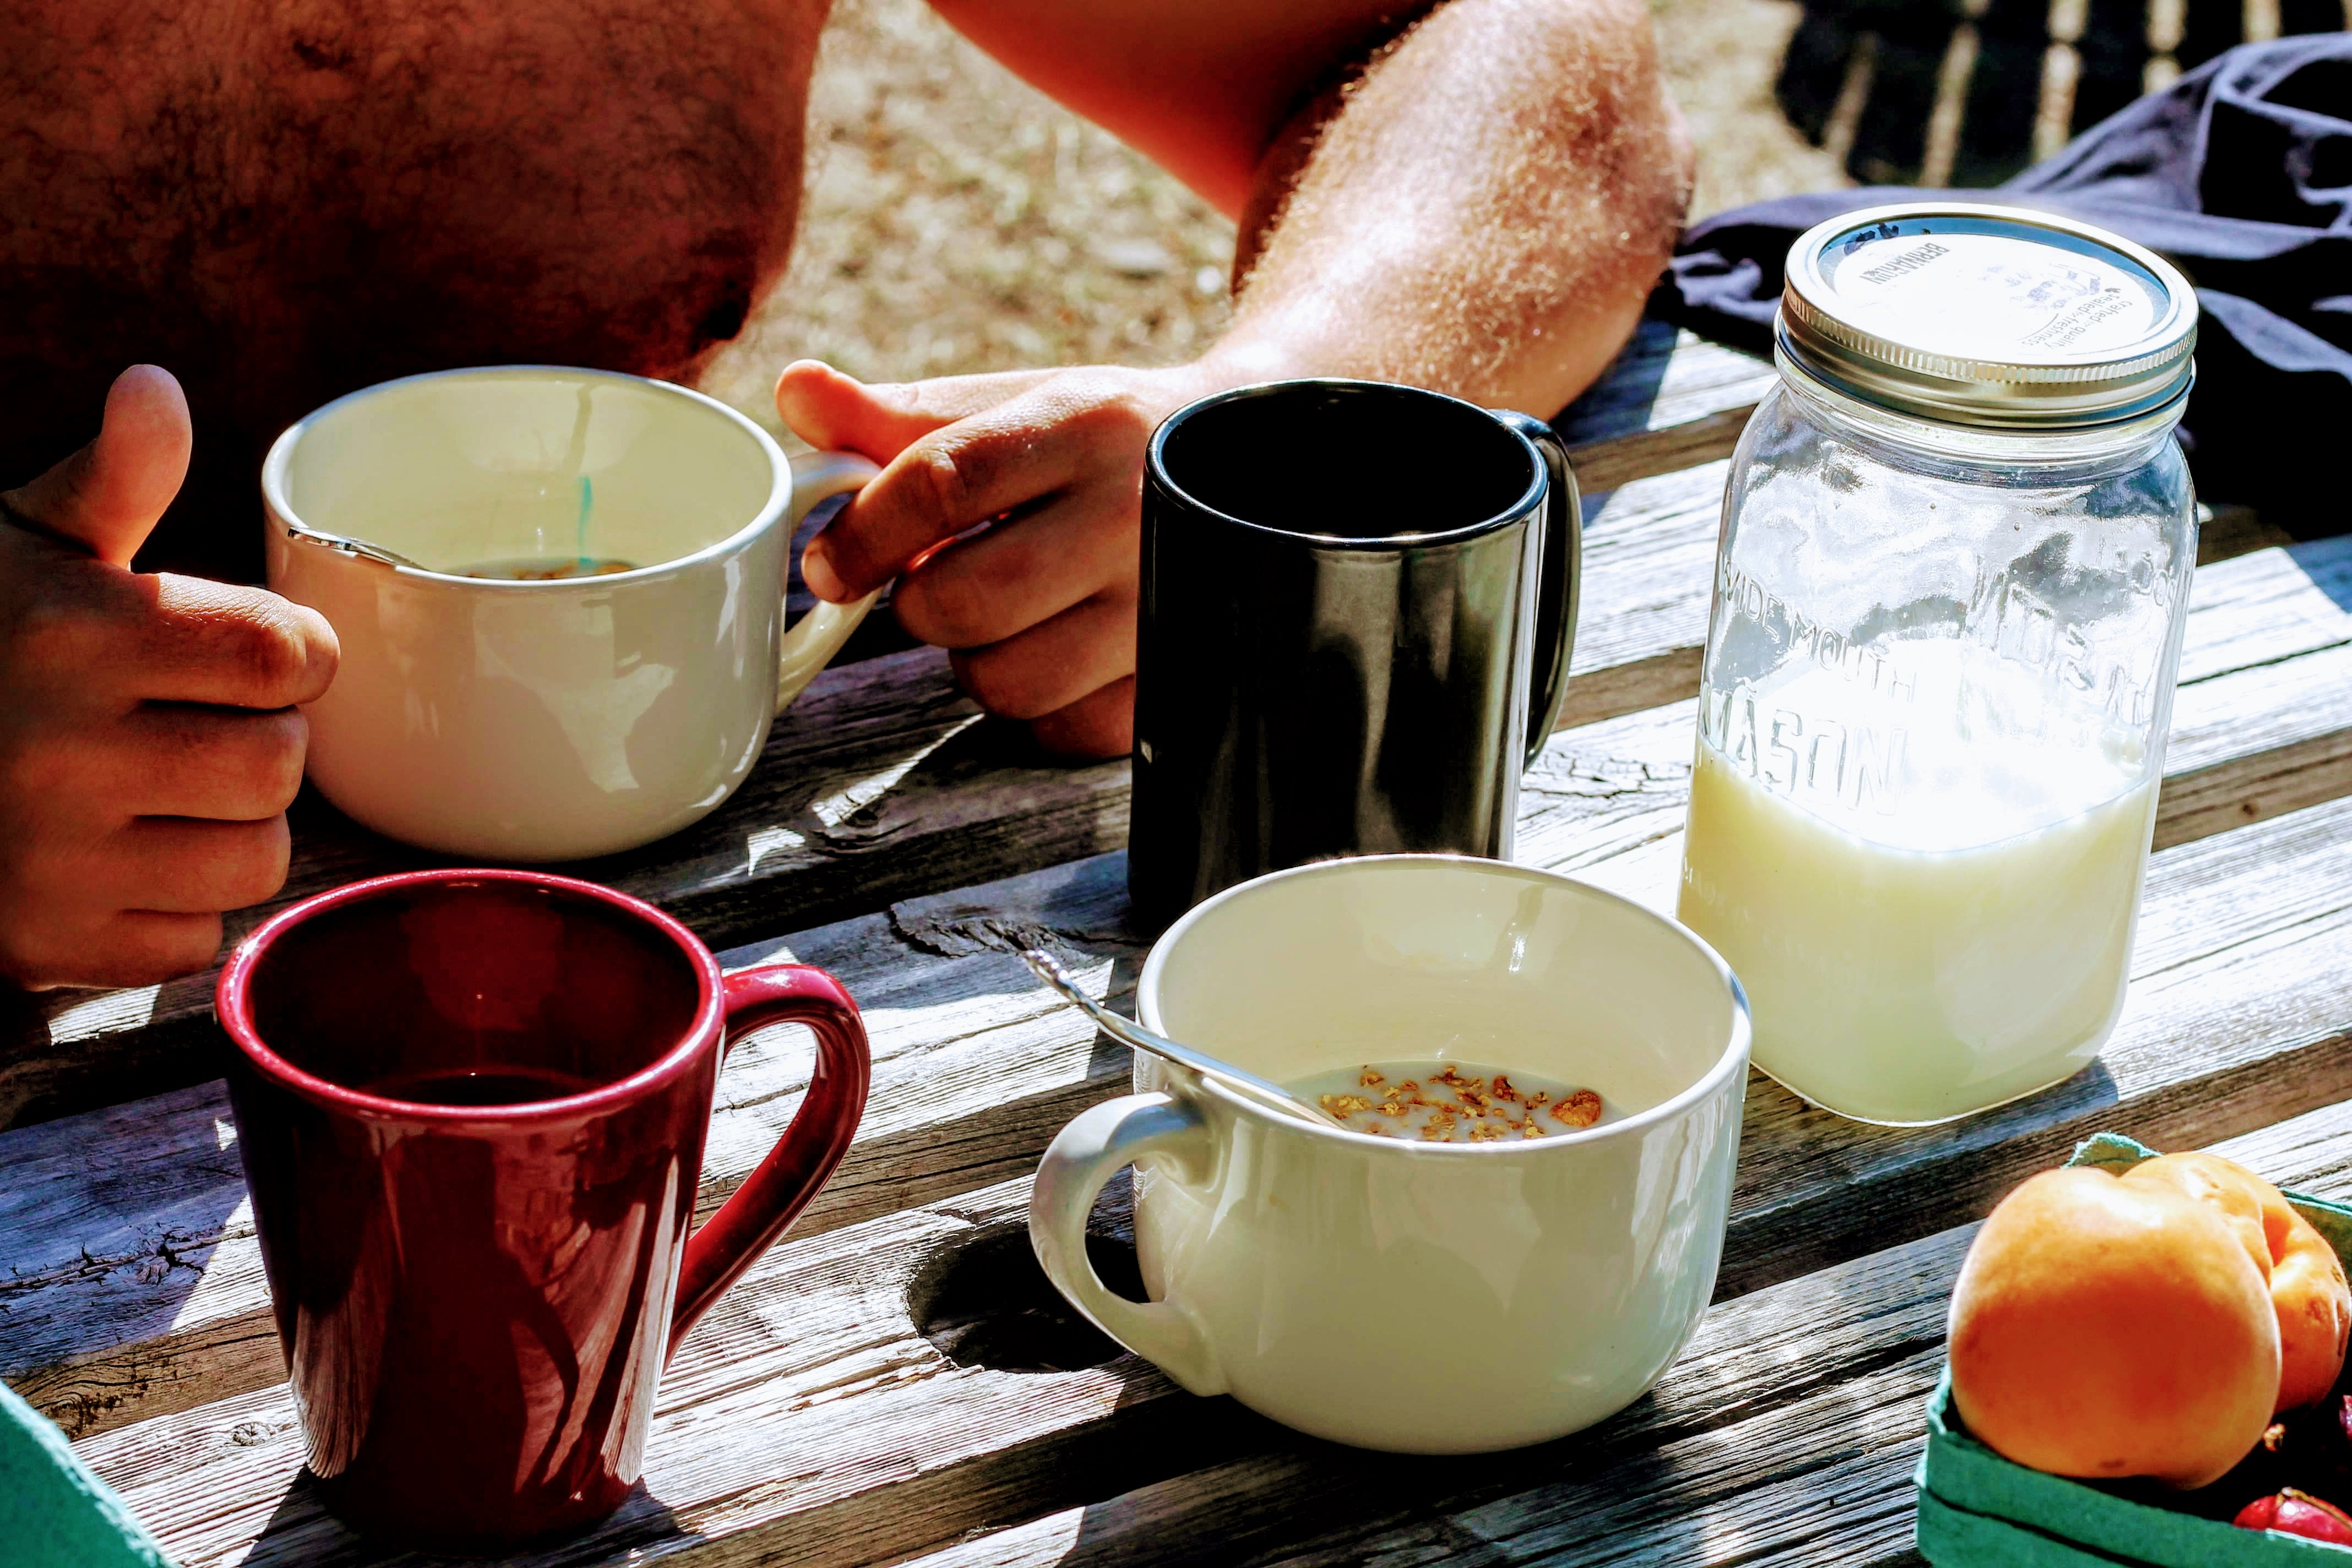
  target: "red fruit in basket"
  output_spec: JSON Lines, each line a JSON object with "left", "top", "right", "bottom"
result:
{"left": 1950, "top": 1167, "right": 2280, "bottom": 1488}
{"left": 2235, "top": 1489, "right": 2352, "bottom": 1545}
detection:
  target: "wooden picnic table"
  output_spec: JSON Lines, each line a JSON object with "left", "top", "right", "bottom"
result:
{"left": 4, "top": 317, "right": 2349, "bottom": 1566}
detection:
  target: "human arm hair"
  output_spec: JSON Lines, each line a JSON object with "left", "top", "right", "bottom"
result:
{"left": 932, "top": 0, "right": 1693, "bottom": 412}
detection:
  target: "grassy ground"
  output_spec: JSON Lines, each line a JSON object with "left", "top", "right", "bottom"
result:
{"left": 700, "top": 0, "right": 1848, "bottom": 428}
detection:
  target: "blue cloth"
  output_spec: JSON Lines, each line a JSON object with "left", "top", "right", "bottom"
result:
{"left": 0, "top": 1381, "right": 173, "bottom": 1566}
{"left": 1660, "top": 36, "right": 2352, "bottom": 525}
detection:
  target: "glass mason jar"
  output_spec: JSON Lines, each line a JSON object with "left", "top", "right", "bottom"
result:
{"left": 1678, "top": 204, "right": 2199, "bottom": 1125}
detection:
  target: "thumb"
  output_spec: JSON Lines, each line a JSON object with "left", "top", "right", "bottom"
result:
{"left": 775, "top": 360, "right": 1058, "bottom": 462}
{"left": 2, "top": 365, "right": 192, "bottom": 568}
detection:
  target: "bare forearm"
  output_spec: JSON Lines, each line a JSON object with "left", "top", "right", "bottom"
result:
{"left": 790, "top": 0, "right": 1691, "bottom": 758}
{"left": 1201, "top": 0, "right": 1692, "bottom": 415}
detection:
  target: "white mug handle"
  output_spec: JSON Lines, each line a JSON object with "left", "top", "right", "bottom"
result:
{"left": 1029, "top": 1092, "right": 1228, "bottom": 1396}
{"left": 776, "top": 449, "right": 884, "bottom": 715}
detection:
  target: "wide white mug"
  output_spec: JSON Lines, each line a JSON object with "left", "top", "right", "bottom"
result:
{"left": 263, "top": 367, "right": 878, "bottom": 862}
{"left": 1031, "top": 854, "right": 1751, "bottom": 1454}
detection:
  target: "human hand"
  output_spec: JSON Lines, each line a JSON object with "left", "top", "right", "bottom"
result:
{"left": 0, "top": 366, "right": 339, "bottom": 989}
{"left": 775, "top": 359, "right": 1229, "bottom": 759}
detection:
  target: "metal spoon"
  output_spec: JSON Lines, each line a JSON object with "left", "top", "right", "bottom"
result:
{"left": 1019, "top": 948, "right": 1351, "bottom": 1131}
{"left": 285, "top": 522, "right": 433, "bottom": 571}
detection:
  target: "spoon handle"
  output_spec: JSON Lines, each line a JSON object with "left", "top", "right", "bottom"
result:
{"left": 284, "top": 522, "right": 432, "bottom": 571}
{"left": 1018, "top": 949, "right": 1345, "bottom": 1131}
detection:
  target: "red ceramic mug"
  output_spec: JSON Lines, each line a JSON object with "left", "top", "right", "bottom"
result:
{"left": 214, "top": 869, "right": 869, "bottom": 1551}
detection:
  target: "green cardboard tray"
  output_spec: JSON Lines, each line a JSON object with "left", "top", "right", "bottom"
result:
{"left": 1915, "top": 1133, "right": 2352, "bottom": 1564}
{"left": 0, "top": 1379, "right": 172, "bottom": 1566}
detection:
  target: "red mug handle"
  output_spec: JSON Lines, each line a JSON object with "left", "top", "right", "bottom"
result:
{"left": 667, "top": 963, "right": 871, "bottom": 1358}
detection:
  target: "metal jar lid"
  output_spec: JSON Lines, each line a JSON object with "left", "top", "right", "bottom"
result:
{"left": 1778, "top": 202, "right": 2197, "bottom": 429}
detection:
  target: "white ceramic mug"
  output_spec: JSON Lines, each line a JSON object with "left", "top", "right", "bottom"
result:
{"left": 1030, "top": 854, "right": 1751, "bottom": 1454}
{"left": 263, "top": 367, "right": 879, "bottom": 862}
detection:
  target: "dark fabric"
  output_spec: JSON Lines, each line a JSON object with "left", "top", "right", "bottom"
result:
{"left": 1660, "top": 35, "right": 2352, "bottom": 525}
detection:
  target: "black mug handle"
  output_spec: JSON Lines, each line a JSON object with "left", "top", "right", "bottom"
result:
{"left": 1496, "top": 411, "right": 1581, "bottom": 768}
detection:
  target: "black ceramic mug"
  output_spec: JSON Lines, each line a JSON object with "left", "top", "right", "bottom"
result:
{"left": 1129, "top": 378, "right": 1580, "bottom": 929}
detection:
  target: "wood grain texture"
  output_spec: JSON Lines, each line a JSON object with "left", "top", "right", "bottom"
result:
{"left": 895, "top": 1102, "right": 2352, "bottom": 1568}
{"left": 9, "top": 481, "right": 2332, "bottom": 1135}
{"left": 15, "top": 530, "right": 2352, "bottom": 1441}
{"left": 0, "top": 646, "right": 1128, "bottom": 1130}
{"left": 15, "top": 318, "right": 2352, "bottom": 1568}
{"left": 11, "top": 330, "right": 2321, "bottom": 1133}
{"left": 71, "top": 1077, "right": 2352, "bottom": 1566}
{"left": 68, "top": 1178, "right": 1222, "bottom": 1568}
{"left": 18, "top": 702, "right": 2352, "bottom": 1450}
{"left": 1513, "top": 535, "right": 2352, "bottom": 889}
{"left": 1552, "top": 461, "right": 1729, "bottom": 731}
{"left": 1, "top": 854, "right": 1147, "bottom": 1440}
{"left": 24, "top": 819, "right": 2352, "bottom": 1556}
{"left": 0, "top": 334, "right": 1772, "bottom": 1134}
{"left": 1524, "top": 726, "right": 2352, "bottom": 1302}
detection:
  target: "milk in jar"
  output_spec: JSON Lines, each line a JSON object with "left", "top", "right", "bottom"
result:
{"left": 1678, "top": 202, "right": 2199, "bottom": 1125}
{"left": 1680, "top": 649, "right": 2159, "bottom": 1124}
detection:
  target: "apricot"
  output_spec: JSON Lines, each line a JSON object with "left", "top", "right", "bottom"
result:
{"left": 2275, "top": 1226, "right": 2352, "bottom": 1411}
{"left": 2126, "top": 1153, "right": 2352, "bottom": 1412}
{"left": 1950, "top": 1167, "right": 2280, "bottom": 1488}
{"left": 2120, "top": 1154, "right": 2272, "bottom": 1281}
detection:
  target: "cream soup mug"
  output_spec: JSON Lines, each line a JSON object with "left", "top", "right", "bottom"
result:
{"left": 264, "top": 367, "right": 879, "bottom": 862}
{"left": 1030, "top": 854, "right": 1751, "bottom": 1454}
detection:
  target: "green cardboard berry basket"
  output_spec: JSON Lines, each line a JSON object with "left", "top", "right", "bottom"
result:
{"left": 1915, "top": 1133, "right": 2352, "bottom": 1564}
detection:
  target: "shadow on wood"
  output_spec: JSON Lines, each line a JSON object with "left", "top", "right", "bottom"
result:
{"left": 228, "top": 1471, "right": 698, "bottom": 1567}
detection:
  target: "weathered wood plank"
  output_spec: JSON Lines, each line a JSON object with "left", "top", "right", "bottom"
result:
{"left": 0, "top": 645, "right": 1130, "bottom": 1130}
{"left": 2175, "top": 537, "right": 2352, "bottom": 688}
{"left": 894, "top": 1102, "right": 2352, "bottom": 1568}
{"left": 20, "top": 721, "right": 2352, "bottom": 1457}
{"left": 920, "top": 1375, "right": 1932, "bottom": 1568}
{"left": 6, "top": 338, "right": 2323, "bottom": 1136}
{"left": 72, "top": 1071, "right": 2352, "bottom": 1566}
{"left": 0, "top": 858, "right": 1146, "bottom": 1441}
{"left": 18, "top": 543, "right": 2352, "bottom": 1442}
{"left": 10, "top": 480, "right": 2337, "bottom": 1134}
{"left": 2158, "top": 643, "right": 2352, "bottom": 850}
{"left": 1564, "top": 790, "right": 2352, "bottom": 1305}
{"left": 1516, "top": 543, "right": 2352, "bottom": 886}
{"left": 11, "top": 530, "right": 2352, "bottom": 1442}
{"left": 0, "top": 336, "right": 1763, "bottom": 1131}
{"left": 66, "top": 1177, "right": 1952, "bottom": 1568}
{"left": 1549, "top": 460, "right": 1727, "bottom": 733}
{"left": 1521, "top": 640, "right": 2352, "bottom": 1299}
{"left": 67, "top": 1178, "right": 1225, "bottom": 1568}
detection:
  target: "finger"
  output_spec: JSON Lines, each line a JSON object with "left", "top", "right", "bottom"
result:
{"left": 2, "top": 706, "right": 305, "bottom": 832}
{"left": 948, "top": 591, "right": 1136, "bottom": 722}
{"left": 100, "top": 814, "right": 293, "bottom": 914}
{"left": 113, "top": 705, "right": 308, "bottom": 821}
{"left": 807, "top": 384, "right": 1148, "bottom": 601}
{"left": 104, "top": 911, "right": 229, "bottom": 983}
{"left": 892, "top": 479, "right": 1138, "bottom": 649}
{"left": 0, "top": 909, "right": 224, "bottom": 991}
{"left": 774, "top": 361, "right": 1059, "bottom": 459}
{"left": 2, "top": 366, "right": 190, "bottom": 567}
{"left": 132, "top": 576, "right": 339, "bottom": 709}
{"left": 1029, "top": 676, "right": 1135, "bottom": 760}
